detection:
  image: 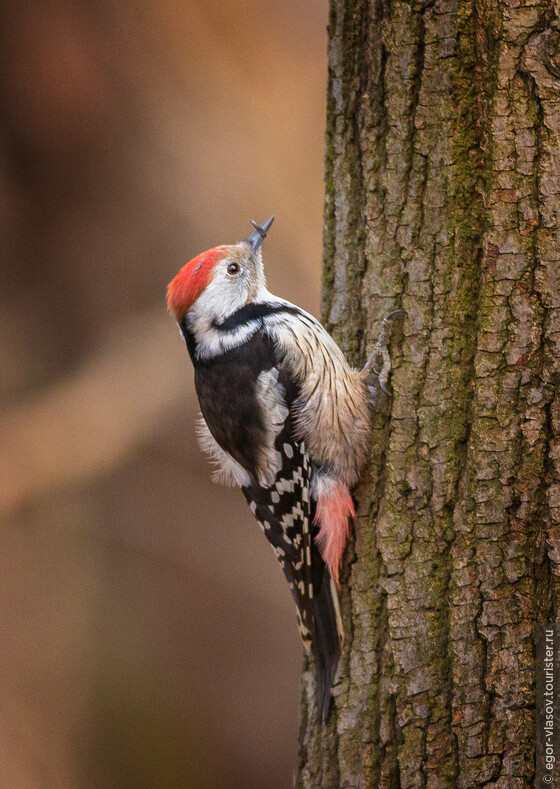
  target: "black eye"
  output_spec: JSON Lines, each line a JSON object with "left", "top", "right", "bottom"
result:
{"left": 227, "top": 262, "right": 240, "bottom": 275}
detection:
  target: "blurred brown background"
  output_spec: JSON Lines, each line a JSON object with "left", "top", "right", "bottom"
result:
{"left": 0, "top": 1, "right": 327, "bottom": 787}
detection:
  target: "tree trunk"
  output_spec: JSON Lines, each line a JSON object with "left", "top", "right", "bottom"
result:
{"left": 297, "top": 0, "right": 560, "bottom": 786}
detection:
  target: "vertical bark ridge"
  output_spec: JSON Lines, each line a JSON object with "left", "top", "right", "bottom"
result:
{"left": 448, "top": 4, "right": 557, "bottom": 783}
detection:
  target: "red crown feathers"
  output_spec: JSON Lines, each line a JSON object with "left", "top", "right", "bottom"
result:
{"left": 166, "top": 246, "right": 227, "bottom": 321}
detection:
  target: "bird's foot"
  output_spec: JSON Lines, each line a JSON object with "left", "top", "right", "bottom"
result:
{"left": 361, "top": 309, "right": 405, "bottom": 400}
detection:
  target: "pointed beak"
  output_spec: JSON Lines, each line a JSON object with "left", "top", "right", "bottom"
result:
{"left": 245, "top": 215, "right": 275, "bottom": 255}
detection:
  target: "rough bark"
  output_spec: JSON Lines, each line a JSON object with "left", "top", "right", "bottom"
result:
{"left": 297, "top": 0, "right": 560, "bottom": 786}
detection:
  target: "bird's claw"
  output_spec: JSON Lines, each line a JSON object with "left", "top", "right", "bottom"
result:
{"left": 379, "top": 379, "right": 392, "bottom": 397}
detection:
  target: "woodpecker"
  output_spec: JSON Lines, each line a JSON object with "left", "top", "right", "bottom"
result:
{"left": 167, "top": 217, "right": 389, "bottom": 721}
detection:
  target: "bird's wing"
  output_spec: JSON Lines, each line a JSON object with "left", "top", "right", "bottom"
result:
{"left": 242, "top": 435, "right": 343, "bottom": 721}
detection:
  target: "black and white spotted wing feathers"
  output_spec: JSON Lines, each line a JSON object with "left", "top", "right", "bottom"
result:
{"left": 242, "top": 436, "right": 342, "bottom": 722}
{"left": 243, "top": 440, "right": 314, "bottom": 646}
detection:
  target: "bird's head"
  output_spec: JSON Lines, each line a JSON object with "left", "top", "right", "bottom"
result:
{"left": 167, "top": 217, "right": 274, "bottom": 327}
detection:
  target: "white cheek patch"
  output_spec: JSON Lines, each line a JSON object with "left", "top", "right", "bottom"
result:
{"left": 197, "top": 266, "right": 247, "bottom": 322}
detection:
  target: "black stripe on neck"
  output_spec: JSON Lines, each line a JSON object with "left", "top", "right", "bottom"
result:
{"left": 213, "top": 302, "right": 300, "bottom": 332}
{"left": 179, "top": 317, "right": 198, "bottom": 362}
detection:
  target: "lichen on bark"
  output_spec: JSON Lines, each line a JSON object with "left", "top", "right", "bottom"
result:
{"left": 298, "top": 0, "right": 560, "bottom": 786}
